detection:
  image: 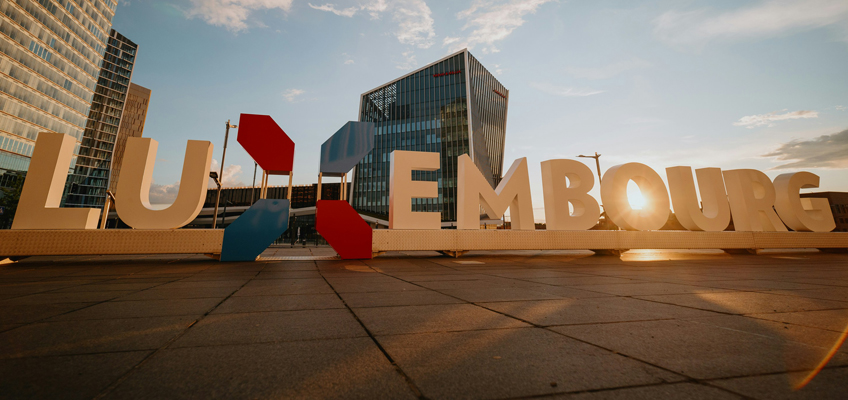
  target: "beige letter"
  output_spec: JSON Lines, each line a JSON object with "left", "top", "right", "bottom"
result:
{"left": 116, "top": 138, "right": 213, "bottom": 229}
{"left": 389, "top": 150, "right": 440, "bottom": 229}
{"left": 457, "top": 154, "right": 534, "bottom": 230}
{"left": 12, "top": 132, "right": 99, "bottom": 229}
{"left": 773, "top": 172, "right": 835, "bottom": 232}
{"left": 601, "top": 163, "right": 670, "bottom": 231}
{"left": 666, "top": 167, "right": 731, "bottom": 231}
{"left": 723, "top": 169, "right": 787, "bottom": 231}
{"left": 541, "top": 159, "right": 600, "bottom": 230}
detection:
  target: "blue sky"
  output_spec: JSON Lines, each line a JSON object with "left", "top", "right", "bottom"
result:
{"left": 113, "top": 0, "right": 848, "bottom": 219}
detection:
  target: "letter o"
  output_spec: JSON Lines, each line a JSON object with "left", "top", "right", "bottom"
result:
{"left": 601, "top": 163, "right": 670, "bottom": 231}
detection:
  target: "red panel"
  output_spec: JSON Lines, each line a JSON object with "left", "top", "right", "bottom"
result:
{"left": 237, "top": 114, "right": 295, "bottom": 173}
{"left": 316, "top": 200, "right": 372, "bottom": 260}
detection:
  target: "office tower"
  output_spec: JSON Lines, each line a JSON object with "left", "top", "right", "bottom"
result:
{"left": 108, "top": 82, "right": 148, "bottom": 194}
{"left": 0, "top": 0, "right": 117, "bottom": 189}
{"left": 64, "top": 28, "right": 137, "bottom": 207}
{"left": 352, "top": 49, "right": 508, "bottom": 223}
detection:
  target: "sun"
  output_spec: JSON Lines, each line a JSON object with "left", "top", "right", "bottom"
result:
{"left": 627, "top": 181, "right": 645, "bottom": 210}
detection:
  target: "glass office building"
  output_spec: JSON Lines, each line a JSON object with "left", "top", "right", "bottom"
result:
{"left": 0, "top": 0, "right": 117, "bottom": 189}
{"left": 108, "top": 82, "right": 149, "bottom": 194}
{"left": 64, "top": 29, "right": 137, "bottom": 207}
{"left": 352, "top": 49, "right": 508, "bottom": 223}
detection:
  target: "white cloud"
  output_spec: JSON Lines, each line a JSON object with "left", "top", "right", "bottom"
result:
{"left": 392, "top": 0, "right": 436, "bottom": 48}
{"left": 654, "top": 0, "right": 848, "bottom": 47}
{"left": 342, "top": 52, "right": 355, "bottom": 64}
{"left": 733, "top": 110, "right": 819, "bottom": 128}
{"left": 308, "top": 3, "right": 357, "bottom": 17}
{"left": 836, "top": 105, "right": 846, "bottom": 111}
{"left": 282, "top": 88, "right": 305, "bottom": 102}
{"left": 148, "top": 182, "right": 181, "bottom": 204}
{"left": 344, "top": 59, "right": 355, "bottom": 64}
{"left": 186, "top": 0, "right": 294, "bottom": 32}
{"left": 210, "top": 159, "right": 247, "bottom": 187}
{"left": 446, "top": 0, "right": 553, "bottom": 53}
{"left": 530, "top": 82, "right": 604, "bottom": 97}
{"left": 566, "top": 58, "right": 652, "bottom": 80}
{"left": 396, "top": 51, "right": 417, "bottom": 70}
{"left": 764, "top": 128, "right": 848, "bottom": 169}
{"left": 309, "top": 0, "right": 434, "bottom": 48}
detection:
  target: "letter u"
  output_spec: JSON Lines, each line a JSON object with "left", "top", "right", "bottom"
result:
{"left": 115, "top": 138, "right": 213, "bottom": 229}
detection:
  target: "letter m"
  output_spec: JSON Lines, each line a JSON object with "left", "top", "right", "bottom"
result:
{"left": 457, "top": 154, "right": 534, "bottom": 230}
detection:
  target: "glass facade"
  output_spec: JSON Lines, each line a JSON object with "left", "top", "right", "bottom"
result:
{"left": 352, "top": 49, "right": 508, "bottom": 223}
{"left": 0, "top": 0, "right": 117, "bottom": 188}
{"left": 64, "top": 28, "right": 136, "bottom": 208}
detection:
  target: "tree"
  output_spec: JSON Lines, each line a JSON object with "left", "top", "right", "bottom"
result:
{"left": 0, "top": 173, "right": 25, "bottom": 229}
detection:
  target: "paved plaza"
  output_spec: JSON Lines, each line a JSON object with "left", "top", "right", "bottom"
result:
{"left": 1, "top": 248, "right": 847, "bottom": 399}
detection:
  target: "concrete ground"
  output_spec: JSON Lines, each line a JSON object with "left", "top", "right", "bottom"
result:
{"left": 1, "top": 248, "right": 847, "bottom": 399}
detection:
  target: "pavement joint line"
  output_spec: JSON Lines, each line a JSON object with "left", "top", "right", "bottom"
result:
{"left": 741, "top": 314, "right": 848, "bottom": 334}
{"left": 699, "top": 363, "right": 848, "bottom": 383}
{"left": 492, "top": 380, "right": 757, "bottom": 400}
{"left": 317, "top": 261, "right": 428, "bottom": 400}
{"left": 380, "top": 258, "right": 759, "bottom": 400}
{"left": 91, "top": 262, "right": 269, "bottom": 400}
{"left": 0, "top": 275, "right": 203, "bottom": 334}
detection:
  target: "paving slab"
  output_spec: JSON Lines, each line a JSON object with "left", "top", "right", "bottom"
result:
{"left": 563, "top": 382, "right": 743, "bottom": 399}
{"left": 0, "top": 290, "right": 135, "bottom": 305}
{"left": 105, "top": 339, "right": 417, "bottom": 399}
{"left": 634, "top": 292, "right": 848, "bottom": 314}
{"left": 213, "top": 293, "right": 345, "bottom": 313}
{"left": 47, "top": 298, "right": 222, "bottom": 321}
{"left": 339, "top": 290, "right": 463, "bottom": 307}
{"left": 481, "top": 297, "right": 721, "bottom": 326}
{"left": 377, "top": 328, "right": 682, "bottom": 399}
{"left": 553, "top": 319, "right": 848, "bottom": 379}
{"left": 0, "top": 316, "right": 195, "bottom": 358}
{"left": 574, "top": 282, "right": 734, "bottom": 296}
{"left": 233, "top": 278, "right": 335, "bottom": 296}
{"left": 0, "top": 351, "right": 150, "bottom": 400}
{"left": 0, "top": 302, "right": 96, "bottom": 324}
{"left": 171, "top": 309, "right": 367, "bottom": 347}
{"left": 747, "top": 309, "right": 848, "bottom": 332}
{"left": 354, "top": 304, "right": 530, "bottom": 335}
{"left": 711, "top": 367, "right": 848, "bottom": 400}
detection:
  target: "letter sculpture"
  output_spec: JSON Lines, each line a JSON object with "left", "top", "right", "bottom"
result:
{"left": 457, "top": 155, "right": 534, "bottom": 230}
{"left": 601, "top": 162, "right": 670, "bottom": 231}
{"left": 773, "top": 172, "right": 835, "bottom": 232}
{"left": 389, "top": 150, "right": 441, "bottom": 229}
{"left": 723, "top": 169, "right": 787, "bottom": 231}
{"left": 666, "top": 167, "right": 731, "bottom": 231}
{"left": 541, "top": 159, "right": 600, "bottom": 230}
{"left": 116, "top": 138, "right": 213, "bottom": 229}
{"left": 12, "top": 132, "right": 99, "bottom": 229}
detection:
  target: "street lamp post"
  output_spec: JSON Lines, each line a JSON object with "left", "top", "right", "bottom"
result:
{"left": 251, "top": 162, "right": 257, "bottom": 205}
{"left": 209, "top": 172, "right": 221, "bottom": 228}
{"left": 578, "top": 152, "right": 607, "bottom": 229}
{"left": 577, "top": 152, "right": 602, "bottom": 184}
{"left": 212, "top": 120, "right": 237, "bottom": 229}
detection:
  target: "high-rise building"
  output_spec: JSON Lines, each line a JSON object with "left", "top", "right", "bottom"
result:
{"left": 0, "top": 0, "right": 117, "bottom": 188}
{"left": 108, "top": 82, "right": 149, "bottom": 194}
{"left": 64, "top": 29, "right": 137, "bottom": 208}
{"left": 352, "top": 49, "right": 508, "bottom": 223}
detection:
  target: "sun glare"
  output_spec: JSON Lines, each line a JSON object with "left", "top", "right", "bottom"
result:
{"left": 627, "top": 180, "right": 645, "bottom": 210}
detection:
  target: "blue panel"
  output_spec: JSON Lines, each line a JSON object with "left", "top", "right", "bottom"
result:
{"left": 220, "top": 199, "right": 290, "bottom": 262}
{"left": 320, "top": 121, "right": 375, "bottom": 174}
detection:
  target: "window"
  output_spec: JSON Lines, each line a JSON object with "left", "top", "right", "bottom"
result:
{"left": 28, "top": 41, "right": 52, "bottom": 62}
